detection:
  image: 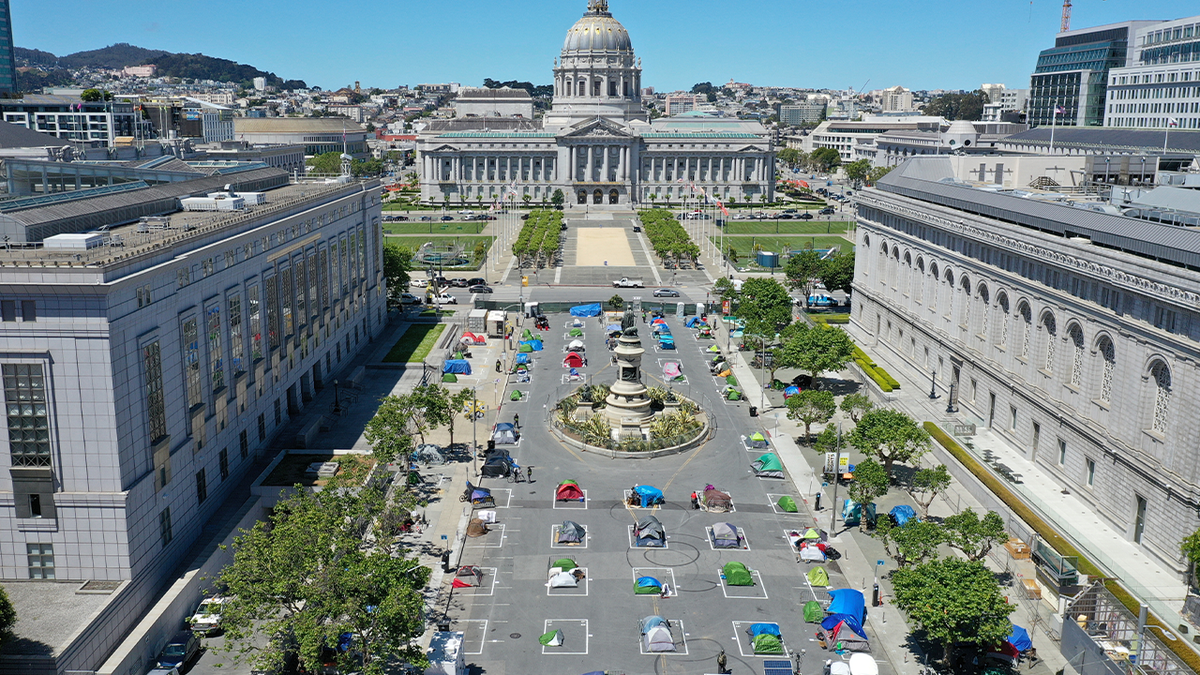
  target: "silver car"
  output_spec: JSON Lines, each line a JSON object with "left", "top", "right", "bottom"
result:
{"left": 652, "top": 288, "right": 680, "bottom": 297}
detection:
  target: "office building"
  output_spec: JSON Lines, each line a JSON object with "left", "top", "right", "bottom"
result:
{"left": 881, "top": 86, "right": 915, "bottom": 113}
{"left": 1104, "top": 15, "right": 1200, "bottom": 130}
{"left": 0, "top": 95, "right": 144, "bottom": 147}
{"left": 0, "top": 1, "right": 15, "bottom": 95}
{"left": 780, "top": 102, "right": 825, "bottom": 126}
{"left": 663, "top": 93, "right": 704, "bottom": 116}
{"left": 232, "top": 117, "right": 369, "bottom": 158}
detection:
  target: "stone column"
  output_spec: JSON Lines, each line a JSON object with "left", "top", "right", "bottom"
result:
{"left": 586, "top": 146, "right": 594, "bottom": 181}
{"left": 602, "top": 146, "right": 611, "bottom": 182}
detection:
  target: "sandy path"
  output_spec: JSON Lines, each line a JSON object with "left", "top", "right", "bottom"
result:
{"left": 574, "top": 228, "right": 636, "bottom": 267}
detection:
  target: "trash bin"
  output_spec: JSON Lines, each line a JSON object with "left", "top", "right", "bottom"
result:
{"left": 749, "top": 406, "right": 758, "bottom": 417}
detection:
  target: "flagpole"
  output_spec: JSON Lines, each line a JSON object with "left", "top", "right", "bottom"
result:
{"left": 1164, "top": 125, "right": 1169, "bottom": 154}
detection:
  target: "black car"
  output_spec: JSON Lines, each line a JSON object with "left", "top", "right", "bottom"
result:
{"left": 798, "top": 213, "right": 814, "bottom": 220}
{"left": 467, "top": 278, "right": 487, "bottom": 287}
{"left": 449, "top": 278, "right": 470, "bottom": 288}
{"left": 632, "top": 225, "right": 642, "bottom": 232}
{"left": 156, "top": 631, "right": 201, "bottom": 670}
{"left": 818, "top": 207, "right": 835, "bottom": 215}
{"left": 420, "top": 216, "right": 433, "bottom": 221}
{"left": 469, "top": 285, "right": 493, "bottom": 294}
{"left": 440, "top": 215, "right": 454, "bottom": 221}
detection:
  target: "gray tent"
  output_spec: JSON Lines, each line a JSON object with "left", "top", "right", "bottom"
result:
{"left": 635, "top": 516, "right": 666, "bottom": 547}
{"left": 711, "top": 522, "right": 741, "bottom": 549}
{"left": 557, "top": 520, "right": 586, "bottom": 544}
{"left": 413, "top": 444, "right": 445, "bottom": 465}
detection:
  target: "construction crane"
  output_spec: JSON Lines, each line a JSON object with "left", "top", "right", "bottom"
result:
{"left": 1061, "top": 0, "right": 1072, "bottom": 32}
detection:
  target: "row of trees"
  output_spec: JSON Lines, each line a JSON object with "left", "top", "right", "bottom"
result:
{"left": 307, "top": 151, "right": 385, "bottom": 177}
{"left": 511, "top": 210, "right": 564, "bottom": 269}
{"left": 638, "top": 210, "right": 701, "bottom": 267}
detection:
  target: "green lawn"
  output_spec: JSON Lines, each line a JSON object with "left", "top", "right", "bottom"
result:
{"left": 383, "top": 324, "right": 445, "bottom": 363}
{"left": 711, "top": 235, "right": 852, "bottom": 256}
{"left": 722, "top": 221, "right": 851, "bottom": 235}
{"left": 383, "top": 235, "right": 494, "bottom": 251}
{"left": 383, "top": 221, "right": 488, "bottom": 235}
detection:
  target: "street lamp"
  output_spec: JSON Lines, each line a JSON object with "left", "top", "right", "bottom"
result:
{"left": 332, "top": 379, "right": 341, "bottom": 414}
{"left": 928, "top": 370, "right": 938, "bottom": 400}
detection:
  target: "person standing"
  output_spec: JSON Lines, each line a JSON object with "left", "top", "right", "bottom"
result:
{"left": 513, "top": 413, "right": 520, "bottom": 429}
{"left": 717, "top": 648, "right": 727, "bottom": 674}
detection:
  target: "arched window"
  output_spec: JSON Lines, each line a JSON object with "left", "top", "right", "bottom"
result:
{"left": 960, "top": 276, "right": 972, "bottom": 329}
{"left": 892, "top": 248, "right": 901, "bottom": 291}
{"left": 997, "top": 293, "right": 1009, "bottom": 347}
{"left": 977, "top": 284, "right": 991, "bottom": 339}
{"left": 1150, "top": 361, "right": 1171, "bottom": 434}
{"left": 915, "top": 258, "right": 925, "bottom": 303}
{"left": 1042, "top": 313, "right": 1057, "bottom": 372}
{"left": 1018, "top": 302, "right": 1032, "bottom": 359}
{"left": 1097, "top": 337, "right": 1115, "bottom": 403}
{"left": 929, "top": 263, "right": 939, "bottom": 311}
{"left": 1067, "top": 324, "right": 1084, "bottom": 386}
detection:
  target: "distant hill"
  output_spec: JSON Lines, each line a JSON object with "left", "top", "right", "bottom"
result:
{"left": 13, "top": 43, "right": 307, "bottom": 90}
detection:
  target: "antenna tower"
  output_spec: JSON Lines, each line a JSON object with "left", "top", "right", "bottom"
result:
{"left": 1061, "top": 0, "right": 1072, "bottom": 32}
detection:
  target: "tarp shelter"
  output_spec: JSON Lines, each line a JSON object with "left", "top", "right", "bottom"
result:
{"left": 1007, "top": 624, "right": 1033, "bottom": 652}
{"left": 539, "top": 629, "right": 564, "bottom": 647}
{"left": 518, "top": 342, "right": 533, "bottom": 353}
{"left": 658, "top": 336, "right": 675, "bottom": 349}
{"left": 685, "top": 316, "right": 707, "bottom": 328}
{"left": 663, "top": 362, "right": 683, "bottom": 380}
{"left": 652, "top": 322, "right": 670, "bottom": 334}
{"left": 519, "top": 340, "right": 544, "bottom": 351}
{"left": 747, "top": 432, "right": 769, "bottom": 448}
{"left": 827, "top": 589, "right": 866, "bottom": 624}
{"left": 570, "top": 303, "right": 602, "bottom": 317}
{"left": 711, "top": 522, "right": 741, "bottom": 548}
{"left": 747, "top": 623, "right": 781, "bottom": 637}
{"left": 567, "top": 340, "right": 585, "bottom": 351}
{"left": 515, "top": 353, "right": 531, "bottom": 364}
{"left": 557, "top": 520, "right": 585, "bottom": 544}
{"left": 703, "top": 486, "right": 733, "bottom": 512}
{"left": 481, "top": 456, "right": 514, "bottom": 478}
{"left": 784, "top": 385, "right": 800, "bottom": 399}
{"left": 492, "top": 423, "right": 518, "bottom": 444}
{"left": 987, "top": 640, "right": 1020, "bottom": 664}
{"left": 466, "top": 518, "right": 488, "bottom": 538}
{"left": 777, "top": 496, "right": 798, "bottom": 512}
{"left": 890, "top": 505, "right": 918, "bottom": 527}
{"left": 563, "top": 352, "right": 584, "bottom": 368}
{"left": 723, "top": 561, "right": 754, "bottom": 586}
{"left": 830, "top": 663, "right": 852, "bottom": 675}
{"left": 632, "top": 485, "right": 664, "bottom": 507}
{"left": 556, "top": 481, "right": 585, "bottom": 501}
{"left": 413, "top": 444, "right": 445, "bottom": 465}
{"left": 635, "top": 516, "right": 666, "bottom": 547}
{"left": 634, "top": 576, "right": 663, "bottom": 595}
{"left": 467, "top": 486, "right": 494, "bottom": 506}
{"left": 549, "top": 571, "right": 578, "bottom": 588}
{"left": 453, "top": 566, "right": 483, "bottom": 588}
{"left": 521, "top": 328, "right": 534, "bottom": 341}
{"left": 800, "top": 543, "right": 827, "bottom": 562}
{"left": 569, "top": 327, "right": 584, "bottom": 337}
{"left": 841, "top": 500, "right": 877, "bottom": 527}
{"left": 443, "top": 360, "right": 472, "bottom": 375}
{"left": 460, "top": 332, "right": 486, "bottom": 345}
{"left": 849, "top": 653, "right": 880, "bottom": 675}
{"left": 807, "top": 566, "right": 829, "bottom": 587}
{"left": 606, "top": 323, "right": 621, "bottom": 333}
{"left": 804, "top": 600, "right": 825, "bottom": 623}
{"left": 651, "top": 317, "right": 667, "bottom": 325}
{"left": 752, "top": 453, "right": 785, "bottom": 478}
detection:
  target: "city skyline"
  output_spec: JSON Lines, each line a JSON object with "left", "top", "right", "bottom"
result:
{"left": 15, "top": 0, "right": 1200, "bottom": 93}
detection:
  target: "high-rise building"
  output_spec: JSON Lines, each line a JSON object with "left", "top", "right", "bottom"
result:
{"left": 0, "top": 1, "right": 16, "bottom": 94}
{"left": 1104, "top": 15, "right": 1200, "bottom": 130}
{"left": 1028, "top": 21, "right": 1158, "bottom": 128}
{"left": 881, "top": 86, "right": 914, "bottom": 113}
{"left": 663, "top": 93, "right": 705, "bottom": 116}
{"left": 780, "top": 102, "right": 825, "bottom": 126}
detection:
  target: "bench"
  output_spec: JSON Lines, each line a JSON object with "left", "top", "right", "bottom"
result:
{"left": 295, "top": 416, "right": 325, "bottom": 448}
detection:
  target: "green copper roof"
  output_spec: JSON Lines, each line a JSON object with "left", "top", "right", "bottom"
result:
{"left": 438, "top": 131, "right": 558, "bottom": 138}
{"left": 642, "top": 132, "right": 760, "bottom": 138}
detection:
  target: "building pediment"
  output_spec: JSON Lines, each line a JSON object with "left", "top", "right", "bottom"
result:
{"left": 426, "top": 144, "right": 459, "bottom": 152}
{"left": 560, "top": 118, "right": 635, "bottom": 140}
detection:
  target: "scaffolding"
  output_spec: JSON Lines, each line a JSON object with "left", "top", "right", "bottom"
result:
{"left": 1062, "top": 582, "right": 1194, "bottom": 675}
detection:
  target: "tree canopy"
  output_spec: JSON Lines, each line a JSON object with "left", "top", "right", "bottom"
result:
{"left": 848, "top": 408, "right": 930, "bottom": 478}
{"left": 845, "top": 459, "right": 889, "bottom": 529}
{"left": 736, "top": 277, "right": 792, "bottom": 340}
{"left": 891, "top": 558, "right": 1014, "bottom": 663}
{"left": 785, "top": 249, "right": 823, "bottom": 301}
{"left": 382, "top": 243, "right": 413, "bottom": 307}
{"left": 873, "top": 517, "right": 944, "bottom": 568}
{"left": 819, "top": 251, "right": 855, "bottom": 295}
{"left": 839, "top": 392, "right": 873, "bottom": 423}
{"left": 909, "top": 464, "right": 951, "bottom": 515}
{"left": 786, "top": 389, "right": 836, "bottom": 444}
{"left": 922, "top": 90, "right": 989, "bottom": 121}
{"left": 809, "top": 147, "right": 842, "bottom": 171}
{"left": 775, "top": 324, "right": 855, "bottom": 384}
{"left": 942, "top": 508, "right": 1007, "bottom": 562}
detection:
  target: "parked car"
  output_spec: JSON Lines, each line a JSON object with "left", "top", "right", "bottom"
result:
{"left": 458, "top": 210, "right": 474, "bottom": 215}
{"left": 400, "top": 293, "right": 422, "bottom": 305}
{"left": 420, "top": 216, "right": 433, "bottom": 221}
{"left": 440, "top": 215, "right": 454, "bottom": 221}
{"left": 187, "top": 596, "right": 229, "bottom": 635}
{"left": 652, "top": 288, "right": 681, "bottom": 297}
{"left": 156, "top": 631, "right": 201, "bottom": 670}
{"left": 395, "top": 215, "right": 409, "bottom": 221}
{"left": 798, "top": 213, "right": 814, "bottom": 220}
{"left": 449, "top": 278, "right": 469, "bottom": 288}
{"left": 818, "top": 207, "right": 835, "bottom": 215}
{"left": 469, "top": 285, "right": 493, "bottom": 294}
{"left": 146, "top": 668, "right": 180, "bottom": 675}
{"left": 411, "top": 278, "right": 429, "bottom": 288}
{"left": 808, "top": 294, "right": 839, "bottom": 308}
{"left": 466, "top": 278, "right": 487, "bottom": 287}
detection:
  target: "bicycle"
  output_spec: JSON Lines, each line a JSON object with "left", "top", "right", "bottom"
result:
{"left": 507, "top": 465, "right": 523, "bottom": 483}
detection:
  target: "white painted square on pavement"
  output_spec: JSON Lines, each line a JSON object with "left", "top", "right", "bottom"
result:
{"left": 731, "top": 621, "right": 789, "bottom": 658}
{"left": 542, "top": 619, "right": 589, "bottom": 655}
{"left": 627, "top": 524, "right": 669, "bottom": 549}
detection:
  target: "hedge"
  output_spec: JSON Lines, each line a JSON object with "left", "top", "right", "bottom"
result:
{"left": 923, "top": 422, "right": 1200, "bottom": 671}
{"left": 859, "top": 361, "right": 893, "bottom": 392}
{"left": 810, "top": 314, "right": 850, "bottom": 325}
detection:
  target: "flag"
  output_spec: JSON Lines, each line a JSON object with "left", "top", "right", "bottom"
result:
{"left": 1168, "top": 118, "right": 1179, "bottom": 128}
{"left": 717, "top": 199, "right": 729, "bottom": 217}
{"left": 1053, "top": 105, "right": 1066, "bottom": 116}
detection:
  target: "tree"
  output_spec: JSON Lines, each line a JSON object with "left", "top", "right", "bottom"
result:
{"left": 522, "top": 194, "right": 531, "bottom": 207}
{"left": 867, "top": 165, "right": 894, "bottom": 185}
{"left": 922, "top": 90, "right": 989, "bottom": 121}
{"left": 942, "top": 508, "right": 1007, "bottom": 562}
{"left": 473, "top": 241, "right": 488, "bottom": 265}
{"left": 215, "top": 486, "right": 430, "bottom": 675}
{"left": 607, "top": 294, "right": 625, "bottom": 310}
{"left": 364, "top": 393, "right": 427, "bottom": 463}
{"left": 873, "top": 517, "right": 945, "bottom": 568}
{"left": 0, "top": 585, "right": 15, "bottom": 640}
{"left": 413, "top": 384, "right": 453, "bottom": 444}
{"left": 844, "top": 159, "right": 871, "bottom": 187}
{"left": 785, "top": 249, "right": 823, "bottom": 302}
{"left": 1183, "top": 528, "right": 1200, "bottom": 590}
{"left": 550, "top": 189, "right": 565, "bottom": 209}
{"left": 909, "top": 464, "right": 951, "bottom": 515}
{"left": 819, "top": 251, "right": 855, "bottom": 295}
{"left": 80, "top": 87, "right": 112, "bottom": 102}
{"left": 810, "top": 147, "right": 842, "bottom": 172}
{"left": 777, "top": 147, "right": 801, "bottom": 168}
{"left": 840, "top": 392, "right": 873, "bottom": 423}
{"left": 787, "top": 389, "right": 835, "bottom": 444}
{"left": 447, "top": 389, "right": 476, "bottom": 450}
{"left": 738, "top": 277, "right": 792, "bottom": 340}
{"left": 381, "top": 243, "right": 413, "bottom": 307}
{"left": 812, "top": 426, "right": 839, "bottom": 454}
{"left": 713, "top": 277, "right": 738, "bottom": 302}
{"left": 726, "top": 244, "right": 739, "bottom": 264}
{"left": 891, "top": 559, "right": 1014, "bottom": 665}
{"left": 845, "top": 459, "right": 889, "bottom": 531}
{"left": 775, "top": 324, "right": 855, "bottom": 386}
{"left": 848, "top": 408, "right": 931, "bottom": 478}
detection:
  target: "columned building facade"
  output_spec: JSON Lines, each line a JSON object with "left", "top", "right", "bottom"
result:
{"left": 850, "top": 158, "right": 1200, "bottom": 578}
{"left": 417, "top": 0, "right": 774, "bottom": 207}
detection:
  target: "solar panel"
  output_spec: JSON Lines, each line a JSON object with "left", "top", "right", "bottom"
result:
{"left": 763, "top": 659, "right": 793, "bottom": 675}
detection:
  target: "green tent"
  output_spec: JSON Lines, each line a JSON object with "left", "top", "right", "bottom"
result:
{"left": 753, "top": 453, "right": 784, "bottom": 477}
{"left": 726, "top": 375, "right": 738, "bottom": 386}
{"left": 727, "top": 389, "right": 741, "bottom": 401}
{"left": 442, "top": 373, "right": 458, "bottom": 382}
{"left": 510, "top": 390, "right": 522, "bottom": 401}
{"left": 708, "top": 345, "right": 721, "bottom": 353}
{"left": 803, "top": 600, "right": 825, "bottom": 623}
{"left": 806, "top": 566, "right": 829, "bottom": 587}
{"left": 569, "top": 327, "right": 584, "bottom": 337}
{"left": 750, "top": 432, "right": 767, "bottom": 443}
{"left": 552, "top": 558, "right": 577, "bottom": 570}
{"left": 723, "top": 561, "right": 754, "bottom": 586}
{"left": 522, "top": 328, "right": 534, "bottom": 341}
{"left": 539, "top": 629, "right": 563, "bottom": 647}
{"left": 803, "top": 528, "right": 823, "bottom": 540}
{"left": 777, "top": 496, "right": 798, "bottom": 512}
{"left": 518, "top": 343, "right": 533, "bottom": 353}
{"left": 752, "top": 633, "right": 784, "bottom": 654}
{"left": 454, "top": 350, "right": 465, "bottom": 360}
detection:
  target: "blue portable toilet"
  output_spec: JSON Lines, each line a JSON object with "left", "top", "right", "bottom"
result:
{"left": 757, "top": 251, "right": 779, "bottom": 268}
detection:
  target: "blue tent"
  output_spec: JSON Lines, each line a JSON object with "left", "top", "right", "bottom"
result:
{"left": 653, "top": 323, "right": 671, "bottom": 334}
{"left": 685, "top": 316, "right": 706, "bottom": 328}
{"left": 841, "top": 499, "right": 876, "bottom": 526}
{"left": 515, "top": 353, "right": 530, "bottom": 364}
{"left": 443, "top": 360, "right": 472, "bottom": 375}
{"left": 606, "top": 323, "right": 622, "bottom": 332}
{"left": 658, "top": 336, "right": 675, "bottom": 350}
{"left": 633, "top": 485, "right": 664, "bottom": 507}
{"left": 747, "top": 623, "right": 781, "bottom": 638}
{"left": 642, "top": 616, "right": 669, "bottom": 631}
{"left": 1007, "top": 624, "right": 1033, "bottom": 652}
{"left": 784, "top": 385, "right": 800, "bottom": 397}
{"left": 827, "top": 589, "right": 865, "bottom": 623}
{"left": 635, "top": 577, "right": 663, "bottom": 592}
{"left": 890, "top": 505, "right": 918, "bottom": 526}
{"left": 570, "top": 303, "right": 602, "bottom": 317}
{"left": 821, "top": 613, "right": 868, "bottom": 640}
{"left": 520, "top": 340, "right": 544, "bottom": 351}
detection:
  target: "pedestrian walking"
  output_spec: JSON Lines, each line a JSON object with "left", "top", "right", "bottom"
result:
{"left": 717, "top": 648, "right": 727, "bottom": 674}
{"left": 513, "top": 413, "right": 520, "bottom": 429}
{"left": 527, "top": 465, "right": 534, "bottom": 483}
{"left": 690, "top": 491, "right": 700, "bottom": 510}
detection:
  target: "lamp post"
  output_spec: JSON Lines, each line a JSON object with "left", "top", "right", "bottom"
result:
{"left": 332, "top": 379, "right": 341, "bottom": 414}
{"left": 946, "top": 383, "right": 956, "bottom": 414}
{"left": 472, "top": 385, "right": 478, "bottom": 476}
{"left": 928, "top": 370, "right": 938, "bottom": 399}
{"left": 829, "top": 423, "right": 841, "bottom": 533}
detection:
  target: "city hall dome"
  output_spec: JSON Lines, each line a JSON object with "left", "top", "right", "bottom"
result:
{"left": 563, "top": 0, "right": 633, "bottom": 53}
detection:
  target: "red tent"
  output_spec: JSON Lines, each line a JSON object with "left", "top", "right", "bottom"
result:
{"left": 461, "top": 332, "right": 486, "bottom": 345}
{"left": 563, "top": 352, "right": 584, "bottom": 368}
{"left": 555, "top": 481, "right": 585, "bottom": 501}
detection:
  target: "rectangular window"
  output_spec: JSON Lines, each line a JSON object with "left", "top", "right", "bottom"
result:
{"left": 258, "top": 413, "right": 266, "bottom": 441}
{"left": 229, "top": 295, "right": 245, "bottom": 375}
{"left": 1010, "top": 406, "right": 1018, "bottom": 432}
{"left": 207, "top": 305, "right": 224, "bottom": 393}
{"left": 1, "top": 300, "right": 15, "bottom": 322}
{"left": 1032, "top": 422, "right": 1041, "bottom": 456}
{"left": 249, "top": 285, "right": 263, "bottom": 361}
{"left": 196, "top": 469, "right": 207, "bottom": 504}
{"left": 219, "top": 448, "right": 229, "bottom": 480}
{"left": 307, "top": 251, "right": 319, "bottom": 322}
{"left": 274, "top": 398, "right": 281, "bottom": 426}
{"left": 143, "top": 342, "right": 167, "bottom": 444}
{"left": 239, "top": 429, "right": 248, "bottom": 459}
{"left": 294, "top": 258, "right": 307, "bottom": 329}
{"left": 27, "top": 543, "right": 53, "bottom": 579}
{"left": 265, "top": 275, "right": 280, "bottom": 350}
{"left": 340, "top": 238, "right": 349, "bottom": 296}
{"left": 1086, "top": 458, "right": 1095, "bottom": 487}
{"left": 331, "top": 241, "right": 342, "bottom": 299}
{"left": 3, "top": 364, "right": 51, "bottom": 466}
{"left": 160, "top": 507, "right": 173, "bottom": 547}
{"left": 1058, "top": 439, "right": 1067, "bottom": 465}
{"left": 183, "top": 318, "right": 203, "bottom": 409}
{"left": 20, "top": 301, "right": 35, "bottom": 322}
{"left": 319, "top": 247, "right": 330, "bottom": 310}
{"left": 280, "top": 266, "right": 294, "bottom": 338}
{"left": 1134, "top": 495, "right": 1147, "bottom": 544}
{"left": 137, "top": 285, "right": 152, "bottom": 308}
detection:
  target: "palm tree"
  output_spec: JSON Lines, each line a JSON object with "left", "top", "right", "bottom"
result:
{"left": 649, "top": 193, "right": 658, "bottom": 207}
{"left": 522, "top": 195, "right": 532, "bottom": 207}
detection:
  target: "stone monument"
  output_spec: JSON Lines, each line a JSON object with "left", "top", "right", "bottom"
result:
{"left": 605, "top": 320, "right": 653, "bottom": 436}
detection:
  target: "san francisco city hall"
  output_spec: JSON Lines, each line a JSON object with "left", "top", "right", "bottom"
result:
{"left": 417, "top": 0, "right": 775, "bottom": 207}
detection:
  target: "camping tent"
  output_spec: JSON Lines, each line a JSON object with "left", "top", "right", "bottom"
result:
{"left": 413, "top": 444, "right": 445, "bottom": 465}
{"left": 480, "top": 456, "right": 514, "bottom": 478}
{"left": 651, "top": 317, "right": 667, "bottom": 326}
{"left": 726, "top": 388, "right": 742, "bottom": 401}
{"left": 555, "top": 481, "right": 585, "bottom": 501}
{"left": 747, "top": 432, "right": 769, "bottom": 448}
{"left": 849, "top": 653, "right": 880, "bottom": 675}
{"left": 515, "top": 353, "right": 531, "bottom": 364}
{"left": 777, "top": 496, "right": 798, "bottom": 512}
{"left": 783, "top": 385, "right": 800, "bottom": 399}
{"left": 466, "top": 518, "right": 488, "bottom": 538}
{"left": 663, "top": 362, "right": 683, "bottom": 380}
{"left": 643, "top": 624, "right": 675, "bottom": 652}
{"left": 703, "top": 486, "right": 733, "bottom": 512}
{"left": 632, "top": 485, "right": 664, "bottom": 507}
{"left": 723, "top": 561, "right": 755, "bottom": 586}
{"left": 567, "top": 340, "right": 585, "bottom": 352}
{"left": 519, "top": 339, "right": 544, "bottom": 351}
{"left": 563, "top": 352, "right": 584, "bottom": 368}
{"left": 557, "top": 520, "right": 585, "bottom": 544}
{"left": 1007, "top": 624, "right": 1033, "bottom": 652}
{"left": 753, "top": 633, "right": 784, "bottom": 654}
{"left": 841, "top": 500, "right": 877, "bottom": 527}
{"left": 752, "top": 453, "right": 785, "bottom": 478}
{"left": 711, "top": 522, "right": 741, "bottom": 549}
{"left": 685, "top": 316, "right": 707, "bottom": 328}
{"left": 570, "top": 303, "right": 602, "bottom": 317}
{"left": 658, "top": 335, "right": 676, "bottom": 350}
{"left": 452, "top": 565, "right": 483, "bottom": 588}
{"left": 634, "top": 576, "right": 663, "bottom": 595}
{"left": 569, "top": 327, "right": 584, "bottom": 337}
{"left": 747, "top": 623, "right": 781, "bottom": 638}
{"left": 551, "top": 557, "right": 577, "bottom": 571}
{"left": 804, "top": 600, "right": 825, "bottom": 623}
{"left": 635, "top": 516, "right": 666, "bottom": 547}
{"left": 491, "top": 423, "right": 518, "bottom": 445}
{"left": 606, "top": 323, "right": 622, "bottom": 334}
{"left": 807, "top": 566, "right": 829, "bottom": 587}
{"left": 539, "top": 629, "right": 564, "bottom": 646}
{"left": 466, "top": 486, "right": 494, "bottom": 506}
{"left": 800, "top": 543, "right": 827, "bottom": 562}
{"left": 549, "top": 571, "right": 578, "bottom": 588}
{"left": 824, "top": 617, "right": 870, "bottom": 652}
{"left": 803, "top": 528, "right": 827, "bottom": 543}
{"left": 521, "top": 328, "right": 534, "bottom": 341}
{"left": 827, "top": 589, "right": 866, "bottom": 623}
{"left": 461, "top": 332, "right": 486, "bottom": 345}
{"left": 707, "top": 344, "right": 721, "bottom": 353}
{"left": 443, "top": 360, "right": 472, "bottom": 375}
{"left": 652, "top": 323, "right": 671, "bottom": 334}
{"left": 890, "top": 505, "right": 918, "bottom": 527}
{"left": 518, "top": 342, "right": 533, "bottom": 353}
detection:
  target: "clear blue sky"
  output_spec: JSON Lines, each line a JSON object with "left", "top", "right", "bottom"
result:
{"left": 14, "top": 0, "right": 1200, "bottom": 92}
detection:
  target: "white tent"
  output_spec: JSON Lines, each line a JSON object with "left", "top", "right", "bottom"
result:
{"left": 830, "top": 662, "right": 851, "bottom": 675}
{"left": 567, "top": 340, "right": 585, "bottom": 351}
{"left": 800, "top": 544, "right": 827, "bottom": 563}
{"left": 549, "top": 571, "right": 578, "bottom": 588}
{"left": 849, "top": 653, "right": 880, "bottom": 675}
{"left": 644, "top": 625, "right": 675, "bottom": 652}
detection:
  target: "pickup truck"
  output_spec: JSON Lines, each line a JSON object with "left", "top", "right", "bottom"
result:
{"left": 612, "top": 277, "right": 644, "bottom": 288}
